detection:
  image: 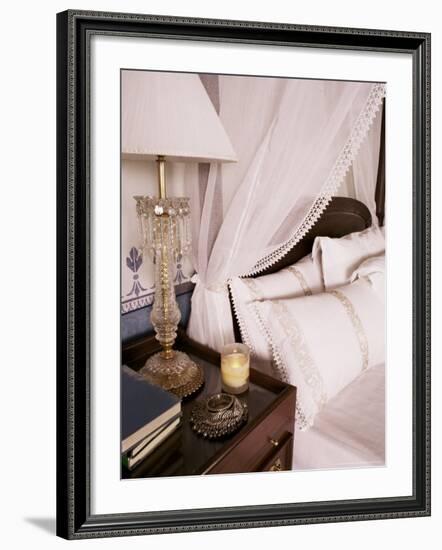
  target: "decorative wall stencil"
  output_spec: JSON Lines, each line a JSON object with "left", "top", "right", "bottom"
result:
{"left": 121, "top": 246, "right": 153, "bottom": 313}
{"left": 174, "top": 253, "right": 186, "bottom": 285}
{"left": 125, "top": 247, "right": 147, "bottom": 296}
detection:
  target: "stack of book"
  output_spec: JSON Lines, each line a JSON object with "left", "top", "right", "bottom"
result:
{"left": 122, "top": 365, "right": 182, "bottom": 471}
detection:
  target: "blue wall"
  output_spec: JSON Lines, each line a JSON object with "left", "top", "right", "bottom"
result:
{"left": 121, "top": 288, "right": 193, "bottom": 343}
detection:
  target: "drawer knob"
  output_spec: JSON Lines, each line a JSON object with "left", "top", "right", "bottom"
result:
{"left": 270, "top": 458, "right": 282, "bottom": 471}
{"left": 269, "top": 437, "right": 279, "bottom": 447}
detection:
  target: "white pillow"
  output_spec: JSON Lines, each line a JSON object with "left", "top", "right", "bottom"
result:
{"left": 351, "top": 254, "right": 385, "bottom": 298}
{"left": 251, "top": 274, "right": 385, "bottom": 430}
{"left": 351, "top": 253, "right": 385, "bottom": 279}
{"left": 313, "top": 225, "right": 385, "bottom": 290}
{"left": 229, "top": 253, "right": 324, "bottom": 377}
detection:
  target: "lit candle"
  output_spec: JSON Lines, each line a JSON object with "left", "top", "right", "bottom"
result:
{"left": 221, "top": 343, "right": 250, "bottom": 394}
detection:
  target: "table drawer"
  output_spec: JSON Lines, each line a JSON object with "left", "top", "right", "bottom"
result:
{"left": 206, "top": 391, "right": 295, "bottom": 474}
{"left": 258, "top": 432, "right": 293, "bottom": 472}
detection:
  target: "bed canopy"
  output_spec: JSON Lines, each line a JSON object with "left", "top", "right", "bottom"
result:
{"left": 185, "top": 74, "right": 386, "bottom": 351}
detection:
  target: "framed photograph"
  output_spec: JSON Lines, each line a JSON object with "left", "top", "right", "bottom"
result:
{"left": 56, "top": 10, "right": 430, "bottom": 539}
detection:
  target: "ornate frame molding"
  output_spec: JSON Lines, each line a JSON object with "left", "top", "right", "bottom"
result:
{"left": 56, "top": 10, "right": 430, "bottom": 539}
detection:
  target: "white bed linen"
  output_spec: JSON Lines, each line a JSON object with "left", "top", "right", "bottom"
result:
{"left": 292, "top": 362, "right": 385, "bottom": 470}
{"left": 251, "top": 273, "right": 385, "bottom": 429}
{"left": 313, "top": 225, "right": 385, "bottom": 290}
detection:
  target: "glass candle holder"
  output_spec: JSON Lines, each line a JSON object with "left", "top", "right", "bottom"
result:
{"left": 220, "top": 343, "right": 250, "bottom": 395}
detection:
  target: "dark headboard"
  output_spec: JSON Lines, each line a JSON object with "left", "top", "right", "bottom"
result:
{"left": 255, "top": 196, "right": 372, "bottom": 276}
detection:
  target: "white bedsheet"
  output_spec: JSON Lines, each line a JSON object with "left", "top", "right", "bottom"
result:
{"left": 292, "top": 363, "right": 385, "bottom": 470}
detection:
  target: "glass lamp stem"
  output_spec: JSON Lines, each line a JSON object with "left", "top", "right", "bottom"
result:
{"left": 152, "top": 155, "right": 178, "bottom": 359}
{"left": 134, "top": 165, "right": 204, "bottom": 397}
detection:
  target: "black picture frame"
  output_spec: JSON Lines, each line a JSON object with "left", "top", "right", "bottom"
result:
{"left": 56, "top": 9, "right": 431, "bottom": 540}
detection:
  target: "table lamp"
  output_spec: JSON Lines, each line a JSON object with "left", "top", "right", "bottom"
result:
{"left": 122, "top": 70, "right": 237, "bottom": 398}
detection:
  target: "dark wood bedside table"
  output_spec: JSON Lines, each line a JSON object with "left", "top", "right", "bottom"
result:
{"left": 122, "top": 329, "right": 296, "bottom": 478}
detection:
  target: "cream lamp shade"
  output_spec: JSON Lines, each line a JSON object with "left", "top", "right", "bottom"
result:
{"left": 122, "top": 70, "right": 237, "bottom": 163}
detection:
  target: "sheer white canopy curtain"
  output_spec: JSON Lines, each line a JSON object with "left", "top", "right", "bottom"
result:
{"left": 186, "top": 75, "right": 386, "bottom": 351}
{"left": 339, "top": 103, "right": 384, "bottom": 226}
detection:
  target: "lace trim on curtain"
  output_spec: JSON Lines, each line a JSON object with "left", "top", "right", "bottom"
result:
{"left": 229, "top": 284, "right": 258, "bottom": 356}
{"left": 244, "top": 82, "right": 386, "bottom": 277}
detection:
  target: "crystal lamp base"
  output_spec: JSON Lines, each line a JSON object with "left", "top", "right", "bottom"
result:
{"left": 140, "top": 350, "right": 204, "bottom": 398}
